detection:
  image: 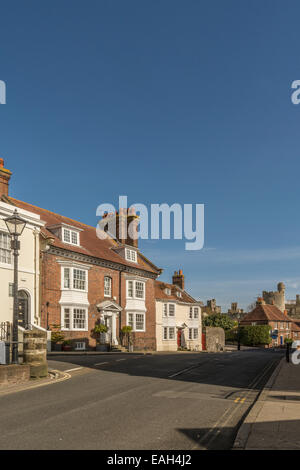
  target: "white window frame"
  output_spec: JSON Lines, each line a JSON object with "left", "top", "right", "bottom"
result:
{"left": 194, "top": 307, "right": 199, "bottom": 319}
{"left": 163, "top": 303, "right": 176, "bottom": 317}
{"left": 61, "top": 306, "right": 88, "bottom": 331}
{"left": 104, "top": 276, "right": 112, "bottom": 297}
{"left": 163, "top": 326, "right": 176, "bottom": 340}
{"left": 63, "top": 227, "right": 80, "bottom": 246}
{"left": 189, "top": 307, "right": 193, "bottom": 319}
{"left": 193, "top": 328, "right": 199, "bottom": 340}
{"left": 0, "top": 231, "right": 12, "bottom": 265}
{"left": 61, "top": 267, "right": 88, "bottom": 292}
{"left": 126, "top": 280, "right": 145, "bottom": 300}
{"left": 126, "top": 312, "right": 145, "bottom": 332}
{"left": 125, "top": 248, "right": 137, "bottom": 263}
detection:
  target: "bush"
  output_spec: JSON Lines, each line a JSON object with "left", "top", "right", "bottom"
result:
{"left": 203, "top": 314, "right": 235, "bottom": 331}
{"left": 240, "top": 325, "right": 271, "bottom": 346}
{"left": 225, "top": 328, "right": 238, "bottom": 342}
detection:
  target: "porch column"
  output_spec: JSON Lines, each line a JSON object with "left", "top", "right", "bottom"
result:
{"left": 111, "top": 314, "right": 118, "bottom": 345}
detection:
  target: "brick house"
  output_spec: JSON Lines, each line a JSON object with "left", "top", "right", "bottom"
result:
{"left": 240, "top": 298, "right": 293, "bottom": 346}
{"left": 0, "top": 160, "right": 162, "bottom": 351}
{"left": 155, "top": 270, "right": 202, "bottom": 351}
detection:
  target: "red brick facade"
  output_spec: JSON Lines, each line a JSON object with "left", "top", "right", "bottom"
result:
{"left": 40, "top": 249, "right": 157, "bottom": 350}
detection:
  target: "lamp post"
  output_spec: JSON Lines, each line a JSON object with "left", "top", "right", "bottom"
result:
{"left": 237, "top": 313, "right": 241, "bottom": 351}
{"left": 4, "top": 209, "right": 27, "bottom": 364}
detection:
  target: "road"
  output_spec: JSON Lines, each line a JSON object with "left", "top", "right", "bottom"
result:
{"left": 0, "top": 348, "right": 283, "bottom": 450}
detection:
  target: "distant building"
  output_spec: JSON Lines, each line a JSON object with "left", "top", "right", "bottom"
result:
{"left": 201, "top": 299, "right": 221, "bottom": 317}
{"left": 240, "top": 297, "right": 292, "bottom": 347}
{"left": 227, "top": 302, "right": 244, "bottom": 320}
{"left": 262, "top": 282, "right": 285, "bottom": 312}
{"left": 285, "top": 295, "right": 300, "bottom": 320}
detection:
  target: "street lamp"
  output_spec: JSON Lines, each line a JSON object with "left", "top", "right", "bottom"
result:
{"left": 236, "top": 312, "right": 242, "bottom": 351}
{"left": 4, "top": 209, "right": 27, "bottom": 364}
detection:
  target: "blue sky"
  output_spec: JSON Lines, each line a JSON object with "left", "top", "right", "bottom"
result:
{"left": 1, "top": 0, "right": 300, "bottom": 310}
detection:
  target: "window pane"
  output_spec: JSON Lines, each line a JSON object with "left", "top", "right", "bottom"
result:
{"left": 127, "top": 281, "right": 133, "bottom": 298}
{"left": 0, "top": 233, "right": 11, "bottom": 264}
{"left": 104, "top": 276, "right": 112, "bottom": 296}
{"left": 189, "top": 307, "right": 193, "bottom": 319}
{"left": 73, "top": 269, "right": 86, "bottom": 290}
{"left": 194, "top": 308, "right": 199, "bottom": 318}
{"left": 163, "top": 327, "right": 168, "bottom": 340}
{"left": 73, "top": 309, "right": 86, "bottom": 329}
{"left": 127, "top": 313, "right": 134, "bottom": 329}
{"left": 169, "top": 304, "right": 175, "bottom": 316}
{"left": 135, "top": 313, "right": 144, "bottom": 330}
{"left": 64, "top": 229, "right": 70, "bottom": 243}
{"left": 71, "top": 231, "right": 78, "bottom": 245}
{"left": 163, "top": 304, "right": 167, "bottom": 317}
{"left": 189, "top": 328, "right": 193, "bottom": 340}
{"left": 64, "top": 268, "right": 70, "bottom": 288}
{"left": 64, "top": 308, "right": 70, "bottom": 329}
{"left": 135, "top": 282, "right": 144, "bottom": 299}
{"left": 169, "top": 327, "right": 175, "bottom": 339}
{"left": 193, "top": 328, "right": 198, "bottom": 339}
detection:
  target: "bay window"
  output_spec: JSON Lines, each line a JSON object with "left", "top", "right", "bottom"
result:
{"left": 126, "top": 280, "right": 145, "bottom": 300}
{"left": 62, "top": 267, "right": 87, "bottom": 291}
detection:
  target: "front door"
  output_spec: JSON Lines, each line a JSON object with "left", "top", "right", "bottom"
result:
{"left": 177, "top": 329, "right": 182, "bottom": 347}
{"left": 18, "top": 290, "right": 29, "bottom": 328}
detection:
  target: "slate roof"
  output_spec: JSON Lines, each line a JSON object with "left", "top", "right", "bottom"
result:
{"left": 6, "top": 197, "right": 161, "bottom": 275}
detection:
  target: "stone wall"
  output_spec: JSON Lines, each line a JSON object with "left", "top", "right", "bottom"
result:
{"left": 204, "top": 327, "right": 225, "bottom": 352}
{"left": 0, "top": 364, "right": 30, "bottom": 386}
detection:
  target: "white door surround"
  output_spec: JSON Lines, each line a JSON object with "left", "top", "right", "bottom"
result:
{"left": 97, "top": 300, "right": 122, "bottom": 346}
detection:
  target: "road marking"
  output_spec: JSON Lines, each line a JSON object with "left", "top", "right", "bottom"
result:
{"left": 240, "top": 398, "right": 246, "bottom": 403}
{"left": 234, "top": 397, "right": 240, "bottom": 403}
{"left": 168, "top": 363, "right": 201, "bottom": 378}
{"left": 193, "top": 358, "right": 278, "bottom": 450}
{"left": 116, "top": 359, "right": 126, "bottom": 362}
{"left": 94, "top": 362, "right": 109, "bottom": 366}
{"left": 63, "top": 367, "right": 83, "bottom": 373}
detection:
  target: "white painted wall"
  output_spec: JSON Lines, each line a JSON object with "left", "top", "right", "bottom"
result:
{"left": 0, "top": 201, "right": 44, "bottom": 326}
{"left": 156, "top": 300, "right": 202, "bottom": 351}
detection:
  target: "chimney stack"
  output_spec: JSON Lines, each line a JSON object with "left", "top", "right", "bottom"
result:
{"left": 172, "top": 269, "right": 184, "bottom": 290}
{"left": 0, "top": 158, "right": 12, "bottom": 198}
{"left": 256, "top": 297, "right": 265, "bottom": 305}
{"left": 102, "top": 208, "right": 140, "bottom": 248}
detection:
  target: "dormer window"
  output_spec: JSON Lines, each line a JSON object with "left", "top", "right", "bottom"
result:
{"left": 165, "top": 288, "right": 171, "bottom": 296}
{"left": 63, "top": 228, "right": 80, "bottom": 246}
{"left": 125, "top": 248, "right": 137, "bottom": 263}
{"left": 176, "top": 291, "right": 182, "bottom": 298}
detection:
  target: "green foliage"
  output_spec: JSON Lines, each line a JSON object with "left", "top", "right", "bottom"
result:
{"left": 225, "top": 328, "right": 238, "bottom": 342}
{"left": 284, "top": 337, "right": 293, "bottom": 345}
{"left": 240, "top": 325, "right": 271, "bottom": 346}
{"left": 93, "top": 323, "right": 108, "bottom": 334}
{"left": 63, "top": 339, "right": 72, "bottom": 345}
{"left": 51, "top": 331, "right": 65, "bottom": 343}
{"left": 203, "top": 314, "right": 235, "bottom": 331}
{"left": 121, "top": 326, "right": 133, "bottom": 334}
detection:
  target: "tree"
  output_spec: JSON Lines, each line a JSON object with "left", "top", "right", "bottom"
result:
{"left": 240, "top": 325, "right": 271, "bottom": 346}
{"left": 203, "top": 314, "right": 235, "bottom": 331}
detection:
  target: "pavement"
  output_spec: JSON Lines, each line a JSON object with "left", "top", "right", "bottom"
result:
{"left": 0, "top": 348, "right": 283, "bottom": 450}
{"left": 234, "top": 354, "right": 300, "bottom": 449}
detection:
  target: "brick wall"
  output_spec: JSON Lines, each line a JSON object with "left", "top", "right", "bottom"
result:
{"left": 41, "top": 251, "right": 157, "bottom": 350}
